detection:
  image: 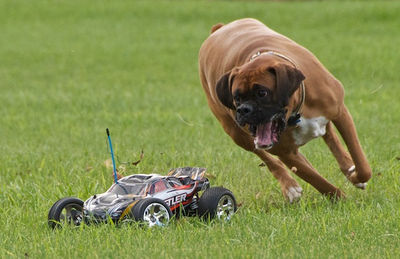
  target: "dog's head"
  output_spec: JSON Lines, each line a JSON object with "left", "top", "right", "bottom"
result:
{"left": 216, "top": 55, "right": 305, "bottom": 150}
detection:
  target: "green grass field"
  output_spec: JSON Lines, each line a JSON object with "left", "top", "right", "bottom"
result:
{"left": 1, "top": 0, "right": 400, "bottom": 258}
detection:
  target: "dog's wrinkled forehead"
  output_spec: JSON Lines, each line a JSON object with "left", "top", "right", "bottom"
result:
{"left": 231, "top": 59, "right": 278, "bottom": 94}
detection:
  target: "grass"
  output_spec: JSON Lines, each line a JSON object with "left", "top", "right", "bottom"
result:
{"left": 1, "top": 0, "right": 400, "bottom": 258}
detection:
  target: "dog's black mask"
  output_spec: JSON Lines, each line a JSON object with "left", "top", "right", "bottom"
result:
{"left": 235, "top": 101, "right": 287, "bottom": 137}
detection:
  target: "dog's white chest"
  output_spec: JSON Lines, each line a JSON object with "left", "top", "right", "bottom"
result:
{"left": 292, "top": 116, "right": 329, "bottom": 146}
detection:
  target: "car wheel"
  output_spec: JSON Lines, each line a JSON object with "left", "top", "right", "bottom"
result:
{"left": 131, "top": 198, "right": 172, "bottom": 227}
{"left": 198, "top": 187, "right": 237, "bottom": 221}
{"left": 48, "top": 197, "right": 84, "bottom": 229}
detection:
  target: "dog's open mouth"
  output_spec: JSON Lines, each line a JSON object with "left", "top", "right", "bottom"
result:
{"left": 249, "top": 114, "right": 286, "bottom": 150}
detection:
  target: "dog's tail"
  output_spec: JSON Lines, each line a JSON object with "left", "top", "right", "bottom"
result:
{"left": 210, "top": 23, "right": 224, "bottom": 34}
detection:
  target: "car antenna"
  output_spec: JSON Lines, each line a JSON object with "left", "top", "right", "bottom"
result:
{"left": 106, "top": 128, "right": 119, "bottom": 184}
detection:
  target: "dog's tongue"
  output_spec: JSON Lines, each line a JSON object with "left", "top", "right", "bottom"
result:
{"left": 254, "top": 122, "right": 274, "bottom": 148}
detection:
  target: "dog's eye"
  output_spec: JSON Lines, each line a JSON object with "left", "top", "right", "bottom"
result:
{"left": 234, "top": 95, "right": 240, "bottom": 104}
{"left": 257, "top": 89, "right": 268, "bottom": 98}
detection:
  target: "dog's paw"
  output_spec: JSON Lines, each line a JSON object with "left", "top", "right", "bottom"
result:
{"left": 354, "top": 182, "right": 367, "bottom": 190}
{"left": 286, "top": 186, "right": 303, "bottom": 203}
{"left": 346, "top": 165, "right": 368, "bottom": 190}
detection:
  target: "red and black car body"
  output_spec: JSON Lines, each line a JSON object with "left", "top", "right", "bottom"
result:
{"left": 83, "top": 167, "right": 209, "bottom": 222}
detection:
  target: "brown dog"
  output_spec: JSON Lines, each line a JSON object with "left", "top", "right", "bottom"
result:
{"left": 198, "top": 18, "right": 372, "bottom": 202}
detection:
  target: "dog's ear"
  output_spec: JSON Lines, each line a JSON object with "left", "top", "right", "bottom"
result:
{"left": 216, "top": 72, "right": 235, "bottom": 110}
{"left": 269, "top": 64, "right": 305, "bottom": 107}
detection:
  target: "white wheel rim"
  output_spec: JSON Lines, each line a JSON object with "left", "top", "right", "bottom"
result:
{"left": 143, "top": 203, "right": 170, "bottom": 227}
{"left": 216, "top": 195, "right": 235, "bottom": 221}
{"left": 59, "top": 204, "right": 83, "bottom": 226}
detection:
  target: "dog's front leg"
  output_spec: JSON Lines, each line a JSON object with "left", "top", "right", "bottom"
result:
{"left": 253, "top": 149, "right": 303, "bottom": 203}
{"left": 278, "top": 150, "right": 345, "bottom": 199}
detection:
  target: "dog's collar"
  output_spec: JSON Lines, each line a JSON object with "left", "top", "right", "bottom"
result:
{"left": 250, "top": 51, "right": 305, "bottom": 126}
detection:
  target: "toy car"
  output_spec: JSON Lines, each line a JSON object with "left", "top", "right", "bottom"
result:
{"left": 48, "top": 167, "right": 237, "bottom": 228}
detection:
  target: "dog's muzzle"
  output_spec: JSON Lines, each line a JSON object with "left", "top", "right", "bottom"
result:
{"left": 252, "top": 112, "right": 286, "bottom": 149}
{"left": 235, "top": 104, "right": 287, "bottom": 149}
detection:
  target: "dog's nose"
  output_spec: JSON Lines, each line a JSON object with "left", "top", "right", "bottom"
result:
{"left": 236, "top": 103, "right": 253, "bottom": 116}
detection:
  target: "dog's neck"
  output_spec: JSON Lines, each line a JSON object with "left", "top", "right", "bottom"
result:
{"left": 250, "top": 50, "right": 305, "bottom": 126}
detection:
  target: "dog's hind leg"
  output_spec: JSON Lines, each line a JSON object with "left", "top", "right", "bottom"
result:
{"left": 322, "top": 122, "right": 360, "bottom": 181}
{"left": 278, "top": 151, "right": 345, "bottom": 199}
{"left": 331, "top": 105, "right": 372, "bottom": 187}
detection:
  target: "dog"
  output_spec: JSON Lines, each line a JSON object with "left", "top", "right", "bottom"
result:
{"left": 198, "top": 18, "right": 372, "bottom": 202}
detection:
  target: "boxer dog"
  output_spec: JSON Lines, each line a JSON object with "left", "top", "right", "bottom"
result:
{"left": 198, "top": 18, "right": 371, "bottom": 202}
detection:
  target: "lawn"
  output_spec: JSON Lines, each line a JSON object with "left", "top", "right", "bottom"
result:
{"left": 1, "top": 0, "right": 400, "bottom": 258}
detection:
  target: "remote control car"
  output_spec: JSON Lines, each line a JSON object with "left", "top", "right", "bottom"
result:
{"left": 48, "top": 167, "right": 237, "bottom": 228}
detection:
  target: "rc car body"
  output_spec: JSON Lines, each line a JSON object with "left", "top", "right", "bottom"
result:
{"left": 48, "top": 167, "right": 237, "bottom": 228}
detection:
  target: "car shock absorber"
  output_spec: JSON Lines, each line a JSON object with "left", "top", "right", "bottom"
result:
{"left": 190, "top": 195, "right": 199, "bottom": 210}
